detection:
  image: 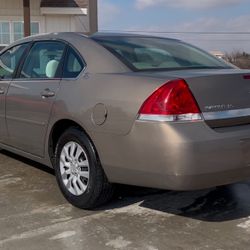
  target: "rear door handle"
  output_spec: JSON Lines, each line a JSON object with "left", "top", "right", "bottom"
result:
{"left": 41, "top": 88, "right": 55, "bottom": 98}
{"left": 0, "top": 88, "right": 5, "bottom": 95}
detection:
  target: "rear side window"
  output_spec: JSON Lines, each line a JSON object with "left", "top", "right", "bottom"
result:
{"left": 0, "top": 44, "right": 28, "bottom": 79}
{"left": 20, "top": 41, "right": 65, "bottom": 79}
{"left": 63, "top": 46, "right": 84, "bottom": 78}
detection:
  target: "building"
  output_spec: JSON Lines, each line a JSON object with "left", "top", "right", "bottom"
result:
{"left": 210, "top": 50, "right": 225, "bottom": 59}
{"left": 0, "top": 0, "right": 97, "bottom": 50}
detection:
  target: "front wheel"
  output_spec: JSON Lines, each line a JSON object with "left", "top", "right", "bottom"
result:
{"left": 54, "top": 127, "right": 114, "bottom": 209}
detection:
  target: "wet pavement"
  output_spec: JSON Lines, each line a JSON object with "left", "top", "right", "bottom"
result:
{"left": 0, "top": 150, "right": 250, "bottom": 250}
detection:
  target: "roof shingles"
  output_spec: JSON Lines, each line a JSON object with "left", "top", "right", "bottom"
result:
{"left": 40, "top": 0, "right": 88, "bottom": 8}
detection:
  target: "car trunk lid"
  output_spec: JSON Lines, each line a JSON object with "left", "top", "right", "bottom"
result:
{"left": 138, "top": 69, "right": 250, "bottom": 128}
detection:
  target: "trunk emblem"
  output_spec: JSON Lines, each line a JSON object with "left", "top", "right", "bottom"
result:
{"left": 205, "top": 104, "right": 234, "bottom": 111}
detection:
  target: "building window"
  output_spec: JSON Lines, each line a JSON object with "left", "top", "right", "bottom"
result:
{"left": 0, "top": 21, "right": 40, "bottom": 46}
{"left": 13, "top": 22, "right": 23, "bottom": 42}
{"left": 13, "top": 22, "right": 39, "bottom": 42}
{"left": 0, "top": 22, "right": 10, "bottom": 45}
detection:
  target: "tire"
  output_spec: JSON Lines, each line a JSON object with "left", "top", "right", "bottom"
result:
{"left": 54, "top": 127, "right": 114, "bottom": 209}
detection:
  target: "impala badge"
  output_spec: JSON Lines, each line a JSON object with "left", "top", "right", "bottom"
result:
{"left": 205, "top": 104, "right": 234, "bottom": 111}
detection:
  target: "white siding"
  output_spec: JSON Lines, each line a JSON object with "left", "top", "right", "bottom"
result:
{"left": 71, "top": 15, "right": 89, "bottom": 33}
{"left": 45, "top": 15, "right": 71, "bottom": 33}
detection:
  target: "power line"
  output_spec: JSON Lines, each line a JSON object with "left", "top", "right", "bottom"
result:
{"left": 100, "top": 29, "right": 250, "bottom": 35}
{"left": 185, "top": 39, "right": 250, "bottom": 41}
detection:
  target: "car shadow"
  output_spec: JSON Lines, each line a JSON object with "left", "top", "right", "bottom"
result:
{"left": 99, "top": 182, "right": 250, "bottom": 222}
{"left": 141, "top": 184, "right": 250, "bottom": 222}
{"left": 2, "top": 149, "right": 250, "bottom": 222}
{"left": 0, "top": 150, "right": 55, "bottom": 175}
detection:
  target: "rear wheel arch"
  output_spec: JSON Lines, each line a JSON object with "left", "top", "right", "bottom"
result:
{"left": 48, "top": 119, "right": 96, "bottom": 166}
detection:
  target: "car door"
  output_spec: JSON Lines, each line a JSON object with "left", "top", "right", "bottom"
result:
{"left": 5, "top": 41, "right": 66, "bottom": 157}
{"left": 0, "top": 43, "right": 29, "bottom": 143}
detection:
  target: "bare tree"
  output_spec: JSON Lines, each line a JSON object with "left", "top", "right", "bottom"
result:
{"left": 224, "top": 50, "right": 250, "bottom": 69}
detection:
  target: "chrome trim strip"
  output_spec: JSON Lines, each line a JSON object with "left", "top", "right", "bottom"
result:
{"left": 138, "top": 114, "right": 202, "bottom": 122}
{"left": 203, "top": 108, "right": 250, "bottom": 120}
{"left": 138, "top": 108, "right": 250, "bottom": 123}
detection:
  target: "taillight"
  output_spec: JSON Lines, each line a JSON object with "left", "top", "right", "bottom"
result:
{"left": 138, "top": 79, "right": 202, "bottom": 122}
{"left": 243, "top": 75, "right": 250, "bottom": 80}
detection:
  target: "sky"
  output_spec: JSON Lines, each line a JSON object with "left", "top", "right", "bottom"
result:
{"left": 98, "top": 0, "right": 250, "bottom": 53}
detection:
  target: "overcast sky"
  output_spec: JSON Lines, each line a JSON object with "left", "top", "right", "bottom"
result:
{"left": 98, "top": 0, "right": 250, "bottom": 53}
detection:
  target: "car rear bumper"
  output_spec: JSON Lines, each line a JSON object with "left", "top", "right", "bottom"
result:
{"left": 92, "top": 121, "right": 250, "bottom": 190}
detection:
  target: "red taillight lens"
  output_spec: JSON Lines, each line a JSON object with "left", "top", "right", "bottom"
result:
{"left": 243, "top": 75, "right": 250, "bottom": 80}
{"left": 139, "top": 79, "right": 202, "bottom": 121}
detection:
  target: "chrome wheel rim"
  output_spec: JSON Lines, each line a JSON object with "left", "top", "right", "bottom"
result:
{"left": 59, "top": 141, "right": 89, "bottom": 196}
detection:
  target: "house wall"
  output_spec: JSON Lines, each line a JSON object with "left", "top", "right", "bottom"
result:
{"left": 0, "top": 0, "right": 41, "bottom": 17}
{"left": 44, "top": 15, "right": 89, "bottom": 33}
{"left": 0, "top": 0, "right": 89, "bottom": 45}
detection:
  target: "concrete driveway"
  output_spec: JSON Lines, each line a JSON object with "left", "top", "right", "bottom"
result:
{"left": 0, "top": 150, "right": 250, "bottom": 250}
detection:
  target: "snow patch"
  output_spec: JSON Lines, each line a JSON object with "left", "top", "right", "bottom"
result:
{"left": 105, "top": 236, "right": 132, "bottom": 249}
{"left": 50, "top": 231, "right": 76, "bottom": 240}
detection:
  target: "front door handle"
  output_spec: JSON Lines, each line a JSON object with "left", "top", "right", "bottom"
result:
{"left": 0, "top": 88, "right": 5, "bottom": 95}
{"left": 41, "top": 88, "right": 55, "bottom": 98}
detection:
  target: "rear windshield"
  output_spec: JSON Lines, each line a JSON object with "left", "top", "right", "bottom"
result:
{"left": 93, "top": 36, "right": 232, "bottom": 71}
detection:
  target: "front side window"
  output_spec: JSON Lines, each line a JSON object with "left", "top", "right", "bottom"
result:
{"left": 0, "top": 22, "right": 10, "bottom": 45}
{"left": 93, "top": 36, "right": 232, "bottom": 71}
{"left": 63, "top": 47, "right": 84, "bottom": 78}
{"left": 0, "top": 44, "right": 28, "bottom": 79}
{"left": 20, "top": 41, "right": 65, "bottom": 79}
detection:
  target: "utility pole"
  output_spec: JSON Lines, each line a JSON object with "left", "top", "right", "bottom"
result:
{"left": 89, "top": 0, "right": 98, "bottom": 34}
{"left": 23, "top": 0, "right": 31, "bottom": 37}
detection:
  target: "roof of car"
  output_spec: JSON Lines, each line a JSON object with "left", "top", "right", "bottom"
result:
{"left": 4, "top": 32, "right": 180, "bottom": 49}
{"left": 91, "top": 32, "right": 180, "bottom": 41}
